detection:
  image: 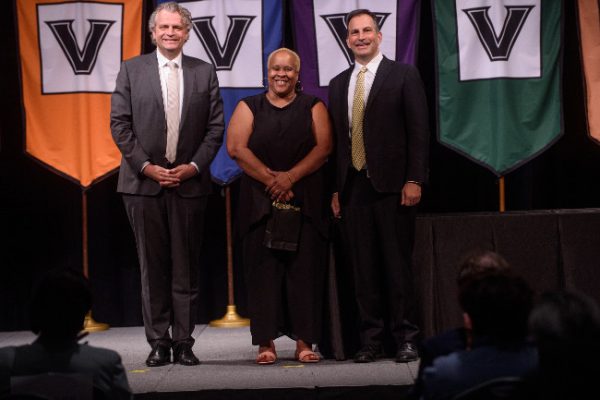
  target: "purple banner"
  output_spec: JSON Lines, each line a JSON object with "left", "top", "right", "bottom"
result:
{"left": 292, "top": 0, "right": 421, "bottom": 103}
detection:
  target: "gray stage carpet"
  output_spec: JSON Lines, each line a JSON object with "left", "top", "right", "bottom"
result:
{"left": 0, "top": 325, "right": 418, "bottom": 398}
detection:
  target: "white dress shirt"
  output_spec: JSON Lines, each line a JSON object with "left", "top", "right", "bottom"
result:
{"left": 141, "top": 51, "right": 198, "bottom": 172}
{"left": 347, "top": 52, "right": 384, "bottom": 134}
{"left": 156, "top": 50, "right": 184, "bottom": 120}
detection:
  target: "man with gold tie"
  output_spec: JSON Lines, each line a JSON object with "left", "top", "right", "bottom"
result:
{"left": 110, "top": 2, "right": 224, "bottom": 367}
{"left": 328, "top": 9, "right": 429, "bottom": 363}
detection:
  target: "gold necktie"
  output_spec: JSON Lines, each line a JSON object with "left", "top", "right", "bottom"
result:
{"left": 165, "top": 61, "right": 179, "bottom": 163}
{"left": 351, "top": 66, "right": 367, "bottom": 170}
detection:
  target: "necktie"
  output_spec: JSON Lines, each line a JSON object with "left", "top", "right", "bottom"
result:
{"left": 351, "top": 66, "right": 367, "bottom": 170}
{"left": 165, "top": 61, "right": 179, "bottom": 163}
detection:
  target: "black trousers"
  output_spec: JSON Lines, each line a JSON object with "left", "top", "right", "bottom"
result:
{"left": 340, "top": 170, "right": 419, "bottom": 350}
{"left": 243, "top": 218, "right": 327, "bottom": 346}
{"left": 123, "top": 191, "right": 207, "bottom": 348}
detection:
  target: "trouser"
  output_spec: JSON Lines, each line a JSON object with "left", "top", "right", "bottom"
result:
{"left": 340, "top": 169, "right": 419, "bottom": 348}
{"left": 123, "top": 191, "right": 206, "bottom": 348}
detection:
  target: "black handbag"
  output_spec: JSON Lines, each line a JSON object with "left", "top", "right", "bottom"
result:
{"left": 263, "top": 201, "right": 302, "bottom": 252}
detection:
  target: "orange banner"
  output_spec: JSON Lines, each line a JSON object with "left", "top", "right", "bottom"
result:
{"left": 16, "top": 0, "right": 142, "bottom": 187}
{"left": 578, "top": 0, "right": 600, "bottom": 143}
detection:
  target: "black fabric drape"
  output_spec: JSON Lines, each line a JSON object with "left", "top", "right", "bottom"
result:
{"left": 412, "top": 209, "right": 600, "bottom": 338}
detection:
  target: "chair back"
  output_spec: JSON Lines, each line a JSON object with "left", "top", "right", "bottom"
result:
{"left": 452, "top": 376, "right": 525, "bottom": 400}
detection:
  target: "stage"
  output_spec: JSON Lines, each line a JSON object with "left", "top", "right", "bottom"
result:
{"left": 0, "top": 325, "right": 418, "bottom": 399}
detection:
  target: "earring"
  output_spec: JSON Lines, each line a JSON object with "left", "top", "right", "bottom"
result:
{"left": 295, "top": 80, "right": 303, "bottom": 92}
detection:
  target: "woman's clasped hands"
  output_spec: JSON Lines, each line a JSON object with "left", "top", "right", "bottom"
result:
{"left": 265, "top": 168, "right": 295, "bottom": 202}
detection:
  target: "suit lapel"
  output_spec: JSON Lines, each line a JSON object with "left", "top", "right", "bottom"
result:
{"left": 365, "top": 57, "right": 393, "bottom": 113}
{"left": 180, "top": 55, "right": 194, "bottom": 131}
{"left": 145, "top": 52, "right": 164, "bottom": 112}
{"left": 341, "top": 67, "right": 353, "bottom": 136}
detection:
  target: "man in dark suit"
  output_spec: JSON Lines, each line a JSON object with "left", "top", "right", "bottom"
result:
{"left": 329, "top": 9, "right": 429, "bottom": 363}
{"left": 110, "top": 2, "right": 224, "bottom": 367}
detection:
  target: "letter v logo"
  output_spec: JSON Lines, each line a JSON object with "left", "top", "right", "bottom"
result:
{"left": 463, "top": 6, "right": 534, "bottom": 61}
{"left": 45, "top": 19, "right": 115, "bottom": 75}
{"left": 192, "top": 16, "right": 255, "bottom": 71}
{"left": 321, "top": 13, "right": 390, "bottom": 66}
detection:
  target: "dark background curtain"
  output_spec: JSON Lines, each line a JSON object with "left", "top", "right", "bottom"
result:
{"left": 1, "top": 1, "right": 599, "bottom": 332}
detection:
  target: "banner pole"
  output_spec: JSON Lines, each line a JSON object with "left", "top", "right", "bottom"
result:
{"left": 82, "top": 189, "right": 109, "bottom": 332}
{"left": 499, "top": 176, "right": 506, "bottom": 213}
{"left": 210, "top": 185, "right": 250, "bottom": 328}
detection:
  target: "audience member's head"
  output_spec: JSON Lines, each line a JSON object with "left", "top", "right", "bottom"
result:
{"left": 528, "top": 290, "right": 600, "bottom": 398}
{"left": 29, "top": 269, "right": 91, "bottom": 346}
{"left": 529, "top": 289, "right": 600, "bottom": 349}
{"left": 456, "top": 248, "right": 510, "bottom": 288}
{"left": 459, "top": 273, "right": 533, "bottom": 347}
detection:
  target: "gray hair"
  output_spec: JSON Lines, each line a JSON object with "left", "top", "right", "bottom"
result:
{"left": 148, "top": 2, "right": 192, "bottom": 38}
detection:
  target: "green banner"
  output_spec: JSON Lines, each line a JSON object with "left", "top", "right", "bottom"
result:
{"left": 433, "top": 0, "right": 562, "bottom": 176}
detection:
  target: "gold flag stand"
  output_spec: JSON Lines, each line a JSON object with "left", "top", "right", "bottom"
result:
{"left": 498, "top": 176, "right": 506, "bottom": 213}
{"left": 210, "top": 186, "right": 250, "bottom": 328}
{"left": 81, "top": 190, "right": 109, "bottom": 332}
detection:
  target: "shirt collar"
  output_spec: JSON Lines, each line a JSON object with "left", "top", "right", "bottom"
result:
{"left": 156, "top": 50, "right": 183, "bottom": 68}
{"left": 352, "top": 52, "right": 383, "bottom": 74}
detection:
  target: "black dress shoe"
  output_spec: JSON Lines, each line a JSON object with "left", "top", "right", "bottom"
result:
{"left": 146, "top": 344, "right": 171, "bottom": 367}
{"left": 173, "top": 344, "right": 200, "bottom": 366}
{"left": 396, "top": 342, "right": 419, "bottom": 363}
{"left": 354, "top": 345, "right": 382, "bottom": 363}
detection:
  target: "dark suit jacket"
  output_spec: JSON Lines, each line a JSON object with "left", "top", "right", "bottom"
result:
{"left": 421, "top": 342, "right": 537, "bottom": 400}
{"left": 111, "top": 51, "right": 224, "bottom": 197}
{"left": 409, "top": 328, "right": 469, "bottom": 399}
{"left": 328, "top": 56, "right": 429, "bottom": 194}
{"left": 0, "top": 341, "right": 132, "bottom": 400}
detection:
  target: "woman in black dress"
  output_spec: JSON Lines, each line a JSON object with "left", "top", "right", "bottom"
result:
{"left": 227, "top": 48, "right": 332, "bottom": 364}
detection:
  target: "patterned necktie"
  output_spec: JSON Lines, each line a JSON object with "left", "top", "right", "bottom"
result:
{"left": 351, "top": 66, "right": 368, "bottom": 170}
{"left": 165, "top": 61, "right": 179, "bottom": 163}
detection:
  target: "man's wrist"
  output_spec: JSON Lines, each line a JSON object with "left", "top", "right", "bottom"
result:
{"left": 407, "top": 180, "right": 422, "bottom": 186}
{"left": 141, "top": 161, "right": 151, "bottom": 173}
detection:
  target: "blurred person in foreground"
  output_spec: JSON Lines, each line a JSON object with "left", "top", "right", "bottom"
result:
{"left": 410, "top": 249, "right": 512, "bottom": 398}
{"left": 0, "top": 269, "right": 132, "bottom": 399}
{"left": 421, "top": 272, "right": 536, "bottom": 400}
{"left": 525, "top": 289, "right": 600, "bottom": 400}
{"left": 227, "top": 48, "right": 332, "bottom": 364}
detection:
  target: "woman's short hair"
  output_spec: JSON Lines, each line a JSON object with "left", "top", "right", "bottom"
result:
{"left": 267, "top": 48, "right": 301, "bottom": 72}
